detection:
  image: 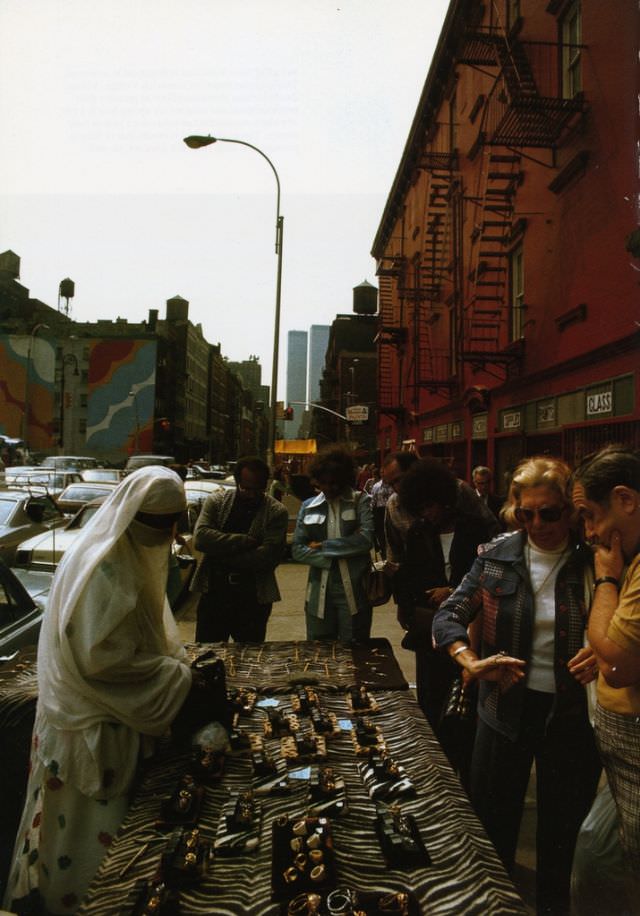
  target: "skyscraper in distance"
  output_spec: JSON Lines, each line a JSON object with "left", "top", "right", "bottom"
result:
{"left": 308, "top": 325, "right": 330, "bottom": 405}
{"left": 285, "top": 330, "right": 307, "bottom": 437}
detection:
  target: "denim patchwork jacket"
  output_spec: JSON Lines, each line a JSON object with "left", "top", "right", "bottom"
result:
{"left": 432, "top": 530, "right": 592, "bottom": 740}
{"left": 292, "top": 488, "right": 374, "bottom": 619}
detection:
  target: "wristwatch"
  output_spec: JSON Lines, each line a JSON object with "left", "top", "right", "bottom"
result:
{"left": 594, "top": 576, "right": 619, "bottom": 589}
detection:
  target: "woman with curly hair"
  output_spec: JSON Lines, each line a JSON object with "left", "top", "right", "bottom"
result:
{"left": 433, "top": 455, "right": 601, "bottom": 916}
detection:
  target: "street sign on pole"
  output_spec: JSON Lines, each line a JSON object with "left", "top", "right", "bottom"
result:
{"left": 345, "top": 405, "right": 369, "bottom": 423}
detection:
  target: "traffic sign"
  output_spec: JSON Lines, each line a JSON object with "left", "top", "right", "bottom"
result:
{"left": 346, "top": 405, "right": 369, "bottom": 423}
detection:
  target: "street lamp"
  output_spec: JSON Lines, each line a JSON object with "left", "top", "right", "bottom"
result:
{"left": 183, "top": 134, "right": 284, "bottom": 466}
{"left": 22, "top": 323, "right": 50, "bottom": 446}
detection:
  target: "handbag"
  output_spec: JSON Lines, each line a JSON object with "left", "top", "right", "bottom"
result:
{"left": 440, "top": 672, "right": 477, "bottom": 724}
{"left": 363, "top": 559, "right": 393, "bottom": 607}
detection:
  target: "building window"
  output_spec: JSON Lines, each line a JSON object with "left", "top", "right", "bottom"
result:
{"left": 510, "top": 244, "right": 525, "bottom": 340}
{"left": 561, "top": 1, "right": 581, "bottom": 98}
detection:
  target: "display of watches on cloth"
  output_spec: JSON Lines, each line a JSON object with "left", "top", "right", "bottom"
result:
{"left": 213, "top": 791, "right": 261, "bottom": 856}
{"left": 281, "top": 730, "right": 328, "bottom": 764}
{"left": 228, "top": 686, "right": 257, "bottom": 716}
{"left": 357, "top": 752, "right": 416, "bottom": 801}
{"left": 347, "top": 685, "right": 380, "bottom": 715}
{"left": 291, "top": 686, "right": 320, "bottom": 715}
{"left": 375, "top": 804, "right": 431, "bottom": 868}
{"left": 121, "top": 878, "right": 179, "bottom": 915}
{"left": 160, "top": 827, "right": 210, "bottom": 888}
{"left": 307, "top": 765, "right": 348, "bottom": 817}
{"left": 351, "top": 718, "right": 386, "bottom": 757}
{"left": 264, "top": 707, "right": 300, "bottom": 738}
{"left": 159, "top": 773, "right": 205, "bottom": 826}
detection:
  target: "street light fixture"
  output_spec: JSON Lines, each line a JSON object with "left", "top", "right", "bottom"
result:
{"left": 183, "top": 134, "right": 284, "bottom": 466}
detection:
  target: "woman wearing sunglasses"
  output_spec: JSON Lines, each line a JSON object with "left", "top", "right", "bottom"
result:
{"left": 433, "top": 456, "right": 601, "bottom": 916}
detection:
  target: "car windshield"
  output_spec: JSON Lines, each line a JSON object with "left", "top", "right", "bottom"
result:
{"left": 67, "top": 504, "right": 102, "bottom": 529}
{"left": 0, "top": 498, "right": 17, "bottom": 525}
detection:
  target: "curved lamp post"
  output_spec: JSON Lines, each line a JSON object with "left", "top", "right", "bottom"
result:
{"left": 183, "top": 134, "right": 283, "bottom": 466}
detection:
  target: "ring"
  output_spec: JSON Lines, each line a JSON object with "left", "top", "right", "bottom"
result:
{"left": 292, "top": 819, "right": 308, "bottom": 837}
{"left": 284, "top": 866, "right": 299, "bottom": 884}
{"left": 306, "top": 833, "right": 321, "bottom": 850}
{"left": 327, "top": 888, "right": 352, "bottom": 914}
{"left": 309, "top": 849, "right": 323, "bottom": 864}
{"left": 309, "top": 863, "right": 325, "bottom": 882}
{"left": 294, "top": 853, "right": 307, "bottom": 872}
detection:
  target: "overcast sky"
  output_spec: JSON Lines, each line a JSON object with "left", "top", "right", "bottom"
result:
{"left": 0, "top": 0, "right": 450, "bottom": 393}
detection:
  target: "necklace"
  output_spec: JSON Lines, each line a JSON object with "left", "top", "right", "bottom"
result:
{"left": 525, "top": 542, "right": 570, "bottom": 596}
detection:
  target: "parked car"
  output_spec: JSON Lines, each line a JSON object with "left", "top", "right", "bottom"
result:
{"left": 40, "top": 456, "right": 100, "bottom": 472}
{"left": 81, "top": 468, "right": 124, "bottom": 484}
{"left": 15, "top": 499, "right": 195, "bottom": 611}
{"left": 15, "top": 498, "right": 107, "bottom": 570}
{"left": 4, "top": 467, "right": 83, "bottom": 499}
{"left": 125, "top": 455, "right": 176, "bottom": 473}
{"left": 0, "top": 489, "right": 66, "bottom": 565}
{"left": 56, "top": 481, "right": 117, "bottom": 516}
{"left": 184, "top": 479, "right": 225, "bottom": 530}
{"left": 0, "top": 558, "right": 52, "bottom": 662}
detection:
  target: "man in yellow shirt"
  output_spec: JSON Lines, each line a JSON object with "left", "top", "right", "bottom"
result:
{"left": 572, "top": 446, "right": 640, "bottom": 900}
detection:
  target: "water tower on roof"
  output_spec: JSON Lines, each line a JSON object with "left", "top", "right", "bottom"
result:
{"left": 352, "top": 279, "right": 378, "bottom": 315}
{"left": 58, "top": 278, "right": 75, "bottom": 316}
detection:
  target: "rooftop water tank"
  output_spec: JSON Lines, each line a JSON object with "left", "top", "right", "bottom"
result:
{"left": 353, "top": 279, "right": 378, "bottom": 315}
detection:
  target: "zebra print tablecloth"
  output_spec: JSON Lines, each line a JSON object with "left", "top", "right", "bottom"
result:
{"left": 78, "top": 643, "right": 525, "bottom": 916}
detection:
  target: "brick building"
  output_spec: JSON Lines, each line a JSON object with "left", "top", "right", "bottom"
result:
{"left": 372, "top": 0, "right": 639, "bottom": 490}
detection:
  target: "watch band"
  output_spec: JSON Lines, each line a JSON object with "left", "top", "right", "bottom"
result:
{"left": 594, "top": 576, "right": 619, "bottom": 589}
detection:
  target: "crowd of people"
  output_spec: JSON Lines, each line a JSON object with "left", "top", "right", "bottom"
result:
{"left": 3, "top": 443, "right": 639, "bottom": 916}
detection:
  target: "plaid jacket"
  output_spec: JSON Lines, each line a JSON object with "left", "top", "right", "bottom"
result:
{"left": 433, "top": 530, "right": 592, "bottom": 740}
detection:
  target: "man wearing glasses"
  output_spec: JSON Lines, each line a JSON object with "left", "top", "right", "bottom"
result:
{"left": 191, "top": 456, "right": 288, "bottom": 642}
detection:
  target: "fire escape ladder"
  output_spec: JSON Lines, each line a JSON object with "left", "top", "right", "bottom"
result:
{"left": 459, "top": 29, "right": 587, "bottom": 150}
{"left": 418, "top": 162, "right": 457, "bottom": 393}
{"left": 376, "top": 272, "right": 405, "bottom": 416}
{"left": 461, "top": 150, "right": 521, "bottom": 371}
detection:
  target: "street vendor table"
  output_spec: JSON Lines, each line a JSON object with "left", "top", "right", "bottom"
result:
{"left": 74, "top": 639, "right": 525, "bottom": 916}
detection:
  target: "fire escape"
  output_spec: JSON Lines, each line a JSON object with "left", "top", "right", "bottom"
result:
{"left": 457, "top": 28, "right": 587, "bottom": 376}
{"left": 376, "top": 259, "right": 406, "bottom": 420}
{"left": 415, "top": 151, "right": 460, "bottom": 396}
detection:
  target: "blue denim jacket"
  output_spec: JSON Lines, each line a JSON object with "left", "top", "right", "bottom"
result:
{"left": 292, "top": 489, "right": 373, "bottom": 618}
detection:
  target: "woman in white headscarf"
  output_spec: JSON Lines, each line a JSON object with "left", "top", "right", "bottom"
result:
{"left": 4, "top": 466, "right": 193, "bottom": 916}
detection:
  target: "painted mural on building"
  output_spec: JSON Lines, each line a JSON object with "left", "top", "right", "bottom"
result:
{"left": 0, "top": 333, "right": 56, "bottom": 449}
{"left": 86, "top": 339, "right": 157, "bottom": 456}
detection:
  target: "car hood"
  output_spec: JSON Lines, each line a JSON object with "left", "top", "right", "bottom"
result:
{"left": 16, "top": 528, "right": 80, "bottom": 558}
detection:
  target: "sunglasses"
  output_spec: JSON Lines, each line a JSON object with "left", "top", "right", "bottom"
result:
{"left": 514, "top": 505, "right": 567, "bottom": 524}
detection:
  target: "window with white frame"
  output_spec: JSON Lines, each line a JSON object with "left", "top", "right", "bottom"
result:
{"left": 510, "top": 244, "right": 525, "bottom": 340}
{"left": 561, "top": 1, "right": 581, "bottom": 99}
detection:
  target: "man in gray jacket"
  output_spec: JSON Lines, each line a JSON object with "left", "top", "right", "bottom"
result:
{"left": 191, "top": 456, "right": 288, "bottom": 642}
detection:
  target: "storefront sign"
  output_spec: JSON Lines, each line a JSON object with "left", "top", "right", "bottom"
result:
{"left": 502, "top": 410, "right": 521, "bottom": 431}
{"left": 586, "top": 388, "right": 612, "bottom": 416}
{"left": 472, "top": 414, "right": 488, "bottom": 439}
{"left": 537, "top": 400, "right": 556, "bottom": 427}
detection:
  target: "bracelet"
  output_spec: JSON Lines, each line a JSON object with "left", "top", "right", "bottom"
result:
{"left": 594, "top": 576, "right": 619, "bottom": 589}
{"left": 452, "top": 645, "right": 470, "bottom": 658}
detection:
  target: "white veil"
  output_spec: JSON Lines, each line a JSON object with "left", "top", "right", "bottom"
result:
{"left": 36, "top": 466, "right": 193, "bottom": 797}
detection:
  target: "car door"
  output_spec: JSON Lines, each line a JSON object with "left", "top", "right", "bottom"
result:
{"left": 0, "top": 560, "right": 40, "bottom": 659}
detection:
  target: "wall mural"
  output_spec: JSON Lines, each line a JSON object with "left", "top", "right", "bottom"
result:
{"left": 86, "top": 339, "right": 157, "bottom": 456}
{"left": 0, "top": 334, "right": 56, "bottom": 450}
